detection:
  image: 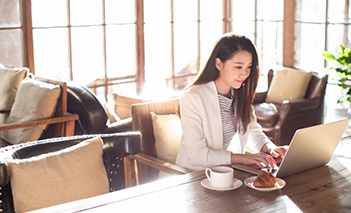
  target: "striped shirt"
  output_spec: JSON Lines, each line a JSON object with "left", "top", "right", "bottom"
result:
{"left": 218, "top": 92, "right": 237, "bottom": 150}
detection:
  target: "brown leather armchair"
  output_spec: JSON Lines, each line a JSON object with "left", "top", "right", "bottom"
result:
{"left": 253, "top": 69, "right": 328, "bottom": 146}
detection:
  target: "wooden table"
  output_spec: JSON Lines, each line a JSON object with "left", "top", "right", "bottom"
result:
{"left": 31, "top": 138, "right": 351, "bottom": 213}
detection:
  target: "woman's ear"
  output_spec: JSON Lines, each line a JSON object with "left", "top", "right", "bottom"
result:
{"left": 215, "top": 58, "right": 223, "bottom": 71}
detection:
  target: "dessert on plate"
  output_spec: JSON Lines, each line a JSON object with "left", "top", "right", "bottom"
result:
{"left": 253, "top": 170, "right": 277, "bottom": 188}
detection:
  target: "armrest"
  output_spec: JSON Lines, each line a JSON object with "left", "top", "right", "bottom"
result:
{"left": 124, "top": 153, "right": 188, "bottom": 188}
{"left": 128, "top": 153, "right": 188, "bottom": 174}
{"left": 254, "top": 92, "right": 267, "bottom": 104}
{"left": 100, "top": 131, "right": 142, "bottom": 191}
{"left": 102, "top": 131, "right": 142, "bottom": 156}
{"left": 0, "top": 114, "right": 78, "bottom": 131}
{"left": 104, "top": 117, "right": 132, "bottom": 133}
{"left": 0, "top": 161, "right": 9, "bottom": 186}
{"left": 280, "top": 98, "right": 320, "bottom": 115}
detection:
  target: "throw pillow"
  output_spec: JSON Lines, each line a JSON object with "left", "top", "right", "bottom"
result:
{"left": 0, "top": 67, "right": 28, "bottom": 124}
{"left": 151, "top": 112, "right": 182, "bottom": 164}
{"left": 99, "top": 96, "right": 120, "bottom": 124}
{"left": 7, "top": 137, "right": 109, "bottom": 212}
{"left": 2, "top": 78, "right": 61, "bottom": 144}
{"left": 265, "top": 69, "right": 312, "bottom": 104}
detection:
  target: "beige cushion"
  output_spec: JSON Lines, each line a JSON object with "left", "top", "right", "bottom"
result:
{"left": 151, "top": 112, "right": 182, "bottom": 164}
{"left": 2, "top": 78, "right": 61, "bottom": 144}
{"left": 7, "top": 137, "right": 109, "bottom": 212}
{"left": 0, "top": 67, "right": 28, "bottom": 124}
{"left": 99, "top": 96, "right": 120, "bottom": 124}
{"left": 265, "top": 69, "right": 312, "bottom": 104}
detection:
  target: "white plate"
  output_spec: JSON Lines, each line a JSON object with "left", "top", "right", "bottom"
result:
{"left": 244, "top": 176, "right": 286, "bottom": 192}
{"left": 201, "top": 178, "right": 242, "bottom": 191}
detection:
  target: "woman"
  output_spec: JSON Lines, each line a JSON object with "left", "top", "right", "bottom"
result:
{"left": 175, "top": 33, "right": 287, "bottom": 171}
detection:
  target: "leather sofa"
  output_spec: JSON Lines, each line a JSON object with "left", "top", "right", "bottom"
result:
{"left": 0, "top": 132, "right": 141, "bottom": 213}
{"left": 253, "top": 69, "right": 328, "bottom": 146}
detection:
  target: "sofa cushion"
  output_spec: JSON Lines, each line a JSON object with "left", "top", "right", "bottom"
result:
{"left": 151, "top": 112, "right": 182, "bottom": 164}
{"left": 0, "top": 67, "right": 28, "bottom": 124}
{"left": 7, "top": 137, "right": 109, "bottom": 212}
{"left": 265, "top": 69, "right": 312, "bottom": 104}
{"left": 2, "top": 78, "right": 61, "bottom": 144}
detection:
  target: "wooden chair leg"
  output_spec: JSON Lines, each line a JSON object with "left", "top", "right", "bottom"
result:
{"left": 65, "top": 120, "right": 75, "bottom": 136}
{"left": 124, "top": 156, "right": 139, "bottom": 188}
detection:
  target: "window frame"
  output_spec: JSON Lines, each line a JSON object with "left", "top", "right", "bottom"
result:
{"left": 9, "top": 0, "right": 326, "bottom": 100}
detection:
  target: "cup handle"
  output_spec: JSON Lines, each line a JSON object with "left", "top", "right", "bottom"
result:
{"left": 205, "top": 168, "right": 211, "bottom": 182}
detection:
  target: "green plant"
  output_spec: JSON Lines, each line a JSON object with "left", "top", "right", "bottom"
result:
{"left": 323, "top": 45, "right": 351, "bottom": 103}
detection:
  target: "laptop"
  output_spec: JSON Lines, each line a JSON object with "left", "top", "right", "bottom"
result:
{"left": 231, "top": 118, "right": 350, "bottom": 178}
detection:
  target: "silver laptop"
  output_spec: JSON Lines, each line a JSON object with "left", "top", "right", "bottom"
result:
{"left": 231, "top": 118, "right": 350, "bottom": 178}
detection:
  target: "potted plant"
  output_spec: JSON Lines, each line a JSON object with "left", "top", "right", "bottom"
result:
{"left": 323, "top": 45, "right": 351, "bottom": 104}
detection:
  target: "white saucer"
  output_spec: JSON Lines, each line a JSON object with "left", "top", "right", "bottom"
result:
{"left": 244, "top": 176, "right": 286, "bottom": 192}
{"left": 201, "top": 178, "right": 242, "bottom": 191}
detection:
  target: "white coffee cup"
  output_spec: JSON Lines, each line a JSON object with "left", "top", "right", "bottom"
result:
{"left": 205, "top": 166, "right": 234, "bottom": 189}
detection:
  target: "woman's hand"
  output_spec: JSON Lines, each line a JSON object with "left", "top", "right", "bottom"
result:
{"left": 231, "top": 153, "right": 277, "bottom": 169}
{"left": 261, "top": 143, "right": 288, "bottom": 159}
{"left": 269, "top": 146, "right": 288, "bottom": 159}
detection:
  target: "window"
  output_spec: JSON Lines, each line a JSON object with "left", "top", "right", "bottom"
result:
{"left": 30, "top": 0, "right": 136, "bottom": 100}
{"left": 0, "top": 0, "right": 284, "bottom": 101}
{"left": 295, "top": 0, "right": 327, "bottom": 71}
{"left": 142, "top": 0, "right": 224, "bottom": 97}
{"left": 231, "top": 0, "right": 283, "bottom": 74}
{"left": 3, "top": 0, "right": 349, "bottom": 104}
{"left": 0, "top": 0, "right": 25, "bottom": 67}
{"left": 294, "top": 0, "right": 351, "bottom": 117}
{"left": 295, "top": 0, "right": 351, "bottom": 72}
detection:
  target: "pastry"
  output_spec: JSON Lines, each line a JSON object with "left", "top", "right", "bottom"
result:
{"left": 253, "top": 171, "right": 277, "bottom": 188}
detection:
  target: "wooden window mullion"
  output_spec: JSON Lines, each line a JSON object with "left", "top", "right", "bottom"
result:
{"left": 102, "top": 0, "right": 108, "bottom": 100}
{"left": 283, "top": 0, "right": 295, "bottom": 67}
{"left": 67, "top": 0, "right": 73, "bottom": 81}
{"left": 135, "top": 0, "right": 145, "bottom": 95}
{"left": 22, "top": 0, "right": 35, "bottom": 73}
{"left": 223, "top": 0, "right": 231, "bottom": 33}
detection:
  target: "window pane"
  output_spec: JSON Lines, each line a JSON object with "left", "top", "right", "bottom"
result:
{"left": 296, "top": 0, "right": 326, "bottom": 23}
{"left": 31, "top": 0, "right": 68, "bottom": 27}
{"left": 174, "top": 0, "right": 197, "bottom": 22}
{"left": 70, "top": 0, "right": 103, "bottom": 26}
{"left": 33, "top": 28, "right": 69, "bottom": 81}
{"left": 0, "top": 29, "right": 23, "bottom": 66}
{"left": 200, "top": 22, "right": 223, "bottom": 70}
{"left": 200, "top": 0, "right": 222, "bottom": 21}
{"left": 295, "top": 23, "right": 325, "bottom": 71}
{"left": 71, "top": 26, "right": 104, "bottom": 85}
{"left": 231, "top": 0, "right": 255, "bottom": 20}
{"left": 256, "top": 21, "right": 283, "bottom": 72}
{"left": 144, "top": 24, "right": 171, "bottom": 80}
{"left": 174, "top": 23, "right": 197, "bottom": 75}
{"left": 257, "top": 0, "right": 283, "bottom": 21}
{"left": 106, "top": 25, "right": 136, "bottom": 78}
{"left": 328, "top": 0, "right": 350, "bottom": 23}
{"left": 144, "top": 0, "right": 171, "bottom": 23}
{"left": 231, "top": 20, "right": 255, "bottom": 42}
{"left": 327, "top": 24, "right": 349, "bottom": 54}
{"left": 0, "top": 0, "right": 21, "bottom": 27}
{"left": 105, "top": 0, "right": 135, "bottom": 24}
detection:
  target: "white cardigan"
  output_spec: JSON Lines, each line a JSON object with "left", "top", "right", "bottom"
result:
{"left": 175, "top": 81, "right": 273, "bottom": 171}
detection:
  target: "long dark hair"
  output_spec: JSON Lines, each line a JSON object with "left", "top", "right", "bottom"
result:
{"left": 188, "top": 33, "right": 260, "bottom": 132}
